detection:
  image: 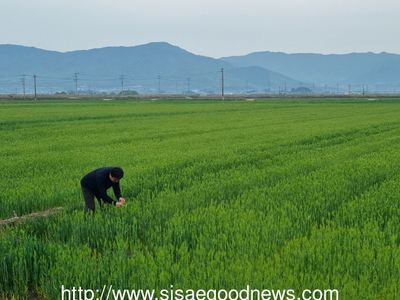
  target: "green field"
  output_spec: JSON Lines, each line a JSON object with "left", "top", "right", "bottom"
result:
{"left": 1, "top": 97, "right": 400, "bottom": 299}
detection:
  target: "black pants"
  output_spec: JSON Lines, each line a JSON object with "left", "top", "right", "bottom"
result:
{"left": 81, "top": 187, "right": 102, "bottom": 213}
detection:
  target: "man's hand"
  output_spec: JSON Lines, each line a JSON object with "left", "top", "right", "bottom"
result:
{"left": 116, "top": 197, "right": 126, "bottom": 207}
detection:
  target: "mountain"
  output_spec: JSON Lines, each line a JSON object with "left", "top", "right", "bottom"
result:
{"left": 220, "top": 51, "right": 400, "bottom": 93}
{"left": 225, "top": 66, "right": 299, "bottom": 93}
{"left": 1, "top": 42, "right": 400, "bottom": 95}
{"left": 0, "top": 43, "right": 299, "bottom": 95}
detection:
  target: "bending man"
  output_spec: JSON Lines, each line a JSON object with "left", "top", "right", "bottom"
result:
{"left": 81, "top": 167, "right": 126, "bottom": 213}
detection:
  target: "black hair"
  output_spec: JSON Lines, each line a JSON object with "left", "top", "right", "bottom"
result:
{"left": 110, "top": 167, "right": 124, "bottom": 179}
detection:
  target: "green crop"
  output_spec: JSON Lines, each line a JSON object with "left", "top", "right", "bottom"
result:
{"left": 1, "top": 98, "right": 400, "bottom": 299}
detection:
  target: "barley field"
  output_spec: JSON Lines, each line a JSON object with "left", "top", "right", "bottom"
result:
{"left": 1, "top": 97, "right": 400, "bottom": 299}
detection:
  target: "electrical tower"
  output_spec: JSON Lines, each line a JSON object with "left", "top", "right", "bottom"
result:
{"left": 74, "top": 72, "right": 78, "bottom": 93}
{"left": 221, "top": 68, "right": 224, "bottom": 102}
{"left": 157, "top": 75, "right": 161, "bottom": 94}
{"left": 33, "top": 75, "right": 37, "bottom": 100}
{"left": 21, "top": 74, "right": 26, "bottom": 96}
{"left": 119, "top": 75, "right": 125, "bottom": 94}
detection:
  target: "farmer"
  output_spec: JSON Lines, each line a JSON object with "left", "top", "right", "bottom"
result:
{"left": 80, "top": 167, "right": 126, "bottom": 213}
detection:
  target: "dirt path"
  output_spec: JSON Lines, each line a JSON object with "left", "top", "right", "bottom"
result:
{"left": 0, "top": 207, "right": 64, "bottom": 227}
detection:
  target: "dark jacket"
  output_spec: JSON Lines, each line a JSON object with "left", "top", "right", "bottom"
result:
{"left": 80, "top": 167, "right": 122, "bottom": 204}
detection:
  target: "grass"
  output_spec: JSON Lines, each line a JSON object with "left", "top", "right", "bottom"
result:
{"left": 1, "top": 96, "right": 400, "bottom": 299}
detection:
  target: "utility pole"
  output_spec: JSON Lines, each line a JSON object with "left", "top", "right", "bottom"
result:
{"left": 221, "top": 68, "right": 224, "bottom": 102}
{"left": 157, "top": 75, "right": 161, "bottom": 94}
{"left": 187, "top": 77, "right": 191, "bottom": 94}
{"left": 21, "top": 74, "right": 26, "bottom": 97}
{"left": 33, "top": 75, "right": 37, "bottom": 101}
{"left": 119, "top": 74, "right": 125, "bottom": 94}
{"left": 74, "top": 72, "right": 78, "bottom": 93}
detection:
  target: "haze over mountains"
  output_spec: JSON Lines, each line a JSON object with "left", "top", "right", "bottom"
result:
{"left": 221, "top": 51, "right": 400, "bottom": 93}
{"left": 0, "top": 42, "right": 399, "bottom": 95}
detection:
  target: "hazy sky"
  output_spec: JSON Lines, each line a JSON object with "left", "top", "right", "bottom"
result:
{"left": 2, "top": 0, "right": 400, "bottom": 58}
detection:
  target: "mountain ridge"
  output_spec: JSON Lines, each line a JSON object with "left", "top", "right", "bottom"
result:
{"left": 1, "top": 42, "right": 399, "bottom": 94}
{"left": 220, "top": 51, "right": 400, "bottom": 90}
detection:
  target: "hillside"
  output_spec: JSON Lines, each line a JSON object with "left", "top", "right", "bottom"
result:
{"left": 1, "top": 42, "right": 399, "bottom": 95}
{"left": 0, "top": 43, "right": 298, "bottom": 95}
{"left": 220, "top": 51, "right": 400, "bottom": 92}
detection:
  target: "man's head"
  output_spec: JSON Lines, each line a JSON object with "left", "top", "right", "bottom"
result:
{"left": 109, "top": 167, "right": 124, "bottom": 183}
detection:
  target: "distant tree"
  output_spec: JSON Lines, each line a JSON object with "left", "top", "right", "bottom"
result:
{"left": 291, "top": 87, "right": 311, "bottom": 94}
{"left": 119, "top": 90, "right": 139, "bottom": 95}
